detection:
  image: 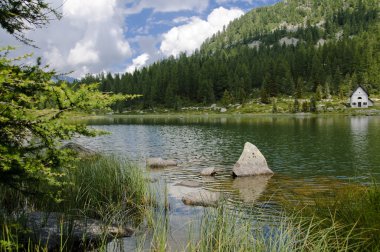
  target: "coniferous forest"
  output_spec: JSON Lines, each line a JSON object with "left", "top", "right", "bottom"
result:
{"left": 77, "top": 0, "right": 380, "bottom": 110}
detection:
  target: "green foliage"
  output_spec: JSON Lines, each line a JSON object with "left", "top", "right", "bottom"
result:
{"left": 301, "top": 101, "right": 310, "bottom": 112}
{"left": 260, "top": 86, "right": 270, "bottom": 104}
{"left": 315, "top": 84, "right": 323, "bottom": 101}
{"left": 310, "top": 96, "right": 317, "bottom": 112}
{"left": 0, "top": 0, "right": 61, "bottom": 45}
{"left": 220, "top": 90, "right": 233, "bottom": 106}
{"left": 0, "top": 48, "right": 129, "bottom": 198}
{"left": 293, "top": 98, "right": 300, "bottom": 113}
{"left": 272, "top": 98, "right": 278, "bottom": 113}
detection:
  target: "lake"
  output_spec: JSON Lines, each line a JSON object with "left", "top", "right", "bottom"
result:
{"left": 73, "top": 114, "right": 380, "bottom": 250}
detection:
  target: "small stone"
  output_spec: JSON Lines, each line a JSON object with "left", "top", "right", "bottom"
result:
{"left": 200, "top": 167, "right": 216, "bottom": 176}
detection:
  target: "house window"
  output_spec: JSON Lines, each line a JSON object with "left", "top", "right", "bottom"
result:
{"left": 358, "top": 97, "right": 362, "bottom": 99}
{"left": 364, "top": 102, "right": 367, "bottom": 105}
{"left": 352, "top": 102, "right": 356, "bottom": 105}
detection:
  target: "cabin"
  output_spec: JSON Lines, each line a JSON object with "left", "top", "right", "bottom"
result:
{"left": 349, "top": 86, "right": 374, "bottom": 108}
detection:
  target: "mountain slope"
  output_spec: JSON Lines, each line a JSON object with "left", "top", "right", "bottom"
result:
{"left": 79, "top": 0, "right": 380, "bottom": 110}
{"left": 200, "top": 0, "right": 379, "bottom": 53}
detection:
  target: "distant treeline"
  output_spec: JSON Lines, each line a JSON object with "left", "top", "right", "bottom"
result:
{"left": 76, "top": 1, "right": 379, "bottom": 110}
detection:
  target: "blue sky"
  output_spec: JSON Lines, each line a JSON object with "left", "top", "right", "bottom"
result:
{"left": 0, "top": 0, "right": 280, "bottom": 78}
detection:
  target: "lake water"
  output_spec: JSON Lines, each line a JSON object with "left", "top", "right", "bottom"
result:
{"left": 73, "top": 115, "right": 380, "bottom": 250}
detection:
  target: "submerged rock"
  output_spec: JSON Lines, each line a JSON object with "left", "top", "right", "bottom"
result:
{"left": 175, "top": 180, "right": 201, "bottom": 188}
{"left": 232, "top": 142, "right": 273, "bottom": 177}
{"left": 26, "top": 212, "right": 133, "bottom": 251}
{"left": 146, "top": 157, "right": 178, "bottom": 168}
{"left": 182, "top": 190, "right": 221, "bottom": 207}
{"left": 200, "top": 167, "right": 217, "bottom": 176}
{"left": 62, "top": 142, "right": 97, "bottom": 158}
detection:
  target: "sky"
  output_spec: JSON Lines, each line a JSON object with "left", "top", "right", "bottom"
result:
{"left": 0, "top": 0, "right": 279, "bottom": 78}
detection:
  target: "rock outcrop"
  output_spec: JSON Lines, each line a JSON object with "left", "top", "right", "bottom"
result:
{"left": 146, "top": 157, "right": 178, "bottom": 168}
{"left": 62, "top": 142, "right": 97, "bottom": 158}
{"left": 232, "top": 142, "right": 273, "bottom": 177}
{"left": 26, "top": 212, "right": 133, "bottom": 251}
{"left": 200, "top": 167, "right": 217, "bottom": 176}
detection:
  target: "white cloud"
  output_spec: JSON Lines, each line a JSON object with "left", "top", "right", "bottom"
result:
{"left": 63, "top": 0, "right": 115, "bottom": 22}
{"left": 126, "top": 53, "right": 150, "bottom": 73}
{"left": 125, "top": 0, "right": 209, "bottom": 14}
{"left": 68, "top": 40, "right": 99, "bottom": 65}
{"left": 43, "top": 46, "right": 65, "bottom": 68}
{"left": 160, "top": 7, "right": 244, "bottom": 57}
{"left": 0, "top": 0, "right": 132, "bottom": 78}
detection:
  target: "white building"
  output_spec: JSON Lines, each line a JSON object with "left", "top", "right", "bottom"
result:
{"left": 349, "top": 86, "right": 374, "bottom": 108}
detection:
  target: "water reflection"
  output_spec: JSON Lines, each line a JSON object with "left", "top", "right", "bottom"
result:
{"left": 350, "top": 117, "right": 369, "bottom": 136}
{"left": 232, "top": 175, "right": 272, "bottom": 203}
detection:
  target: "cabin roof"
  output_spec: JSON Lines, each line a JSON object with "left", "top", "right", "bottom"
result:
{"left": 350, "top": 85, "right": 370, "bottom": 98}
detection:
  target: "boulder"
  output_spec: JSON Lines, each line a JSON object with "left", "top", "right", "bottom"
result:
{"left": 26, "top": 212, "right": 133, "bottom": 251}
{"left": 200, "top": 167, "right": 216, "bottom": 176}
{"left": 182, "top": 190, "right": 221, "bottom": 207}
{"left": 62, "top": 143, "right": 97, "bottom": 158}
{"left": 232, "top": 142, "right": 273, "bottom": 177}
{"left": 146, "top": 157, "right": 178, "bottom": 168}
{"left": 220, "top": 108, "right": 227, "bottom": 113}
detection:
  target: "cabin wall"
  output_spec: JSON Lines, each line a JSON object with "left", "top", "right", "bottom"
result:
{"left": 350, "top": 87, "right": 370, "bottom": 108}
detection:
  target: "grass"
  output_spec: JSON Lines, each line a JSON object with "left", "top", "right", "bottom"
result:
{"left": 60, "top": 156, "right": 150, "bottom": 223}
{"left": 296, "top": 182, "right": 380, "bottom": 251}
{"left": 140, "top": 202, "right": 367, "bottom": 252}
{"left": 136, "top": 182, "right": 380, "bottom": 252}
{"left": 0, "top": 155, "right": 152, "bottom": 251}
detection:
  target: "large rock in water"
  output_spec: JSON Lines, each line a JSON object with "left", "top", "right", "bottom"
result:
{"left": 232, "top": 142, "right": 273, "bottom": 177}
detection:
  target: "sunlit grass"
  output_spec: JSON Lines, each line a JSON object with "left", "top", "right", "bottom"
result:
{"left": 0, "top": 155, "right": 152, "bottom": 251}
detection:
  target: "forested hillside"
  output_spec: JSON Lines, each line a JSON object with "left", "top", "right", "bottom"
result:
{"left": 78, "top": 0, "right": 380, "bottom": 110}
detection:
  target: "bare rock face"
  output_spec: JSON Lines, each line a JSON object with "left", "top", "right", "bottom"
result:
{"left": 232, "top": 142, "right": 273, "bottom": 177}
{"left": 200, "top": 167, "right": 216, "bottom": 176}
{"left": 146, "top": 157, "right": 178, "bottom": 168}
